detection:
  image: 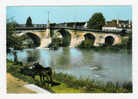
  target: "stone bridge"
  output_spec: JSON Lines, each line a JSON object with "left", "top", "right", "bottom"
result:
{"left": 15, "top": 27, "right": 129, "bottom": 48}
{"left": 16, "top": 28, "right": 51, "bottom": 48}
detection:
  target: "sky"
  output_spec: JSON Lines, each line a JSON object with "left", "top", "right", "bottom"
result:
{"left": 7, "top": 6, "right": 132, "bottom": 24}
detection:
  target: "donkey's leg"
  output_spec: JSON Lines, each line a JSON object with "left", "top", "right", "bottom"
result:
{"left": 48, "top": 74, "right": 53, "bottom": 86}
{"left": 42, "top": 74, "right": 46, "bottom": 88}
{"left": 49, "top": 74, "right": 53, "bottom": 83}
{"left": 32, "top": 74, "right": 35, "bottom": 80}
{"left": 40, "top": 74, "right": 43, "bottom": 87}
{"left": 45, "top": 74, "right": 50, "bottom": 87}
{"left": 44, "top": 75, "right": 48, "bottom": 89}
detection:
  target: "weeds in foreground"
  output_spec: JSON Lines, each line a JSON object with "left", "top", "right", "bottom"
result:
{"left": 7, "top": 60, "right": 132, "bottom": 93}
{"left": 53, "top": 72, "right": 132, "bottom": 93}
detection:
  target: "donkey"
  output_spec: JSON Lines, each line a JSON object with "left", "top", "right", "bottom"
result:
{"left": 29, "top": 62, "right": 53, "bottom": 87}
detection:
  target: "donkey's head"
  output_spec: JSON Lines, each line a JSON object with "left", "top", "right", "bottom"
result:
{"left": 29, "top": 62, "right": 43, "bottom": 70}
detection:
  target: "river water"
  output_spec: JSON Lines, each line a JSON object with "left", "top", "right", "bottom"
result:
{"left": 7, "top": 48, "right": 132, "bottom": 83}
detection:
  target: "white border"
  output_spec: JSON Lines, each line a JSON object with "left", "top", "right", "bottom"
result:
{"left": 0, "top": 0, "right": 138, "bottom": 99}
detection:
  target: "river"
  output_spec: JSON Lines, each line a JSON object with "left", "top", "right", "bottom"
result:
{"left": 7, "top": 47, "right": 132, "bottom": 83}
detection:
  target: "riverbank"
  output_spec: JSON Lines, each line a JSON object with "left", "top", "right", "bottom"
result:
{"left": 52, "top": 72, "right": 132, "bottom": 93}
{"left": 7, "top": 60, "right": 132, "bottom": 93}
{"left": 7, "top": 73, "right": 36, "bottom": 93}
{"left": 77, "top": 45, "right": 132, "bottom": 54}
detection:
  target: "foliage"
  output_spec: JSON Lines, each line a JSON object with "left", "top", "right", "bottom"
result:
{"left": 78, "top": 35, "right": 132, "bottom": 53}
{"left": 127, "top": 33, "right": 132, "bottom": 50}
{"left": 7, "top": 35, "right": 22, "bottom": 52}
{"left": 7, "top": 60, "right": 36, "bottom": 84}
{"left": 49, "top": 37, "right": 63, "bottom": 50}
{"left": 6, "top": 18, "right": 23, "bottom": 53}
{"left": 6, "top": 19, "right": 17, "bottom": 35}
{"left": 62, "top": 37, "right": 71, "bottom": 47}
{"left": 57, "top": 29, "right": 71, "bottom": 47}
{"left": 26, "top": 16, "right": 33, "bottom": 27}
{"left": 20, "top": 34, "right": 40, "bottom": 48}
{"left": 88, "top": 12, "right": 105, "bottom": 30}
{"left": 49, "top": 35, "right": 71, "bottom": 50}
{"left": 78, "top": 38, "right": 94, "bottom": 49}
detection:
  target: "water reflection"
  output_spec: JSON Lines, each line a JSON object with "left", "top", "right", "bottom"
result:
{"left": 56, "top": 48, "right": 71, "bottom": 68}
{"left": 7, "top": 48, "right": 132, "bottom": 83}
{"left": 26, "top": 49, "right": 40, "bottom": 63}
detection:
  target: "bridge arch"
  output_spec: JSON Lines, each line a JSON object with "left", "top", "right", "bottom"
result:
{"left": 21, "top": 32, "right": 41, "bottom": 48}
{"left": 84, "top": 33, "right": 96, "bottom": 46}
{"left": 104, "top": 36, "right": 115, "bottom": 46}
{"left": 56, "top": 29, "right": 71, "bottom": 47}
{"left": 103, "top": 34, "right": 122, "bottom": 46}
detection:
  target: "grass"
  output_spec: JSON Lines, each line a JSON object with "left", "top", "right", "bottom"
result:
{"left": 7, "top": 60, "right": 133, "bottom": 93}
{"left": 51, "top": 83, "right": 84, "bottom": 93}
{"left": 7, "top": 73, "right": 36, "bottom": 93}
{"left": 52, "top": 72, "right": 132, "bottom": 93}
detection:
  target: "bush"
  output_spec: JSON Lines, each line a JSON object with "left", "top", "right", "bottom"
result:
{"left": 49, "top": 37, "right": 63, "bottom": 50}
{"left": 78, "top": 38, "right": 95, "bottom": 49}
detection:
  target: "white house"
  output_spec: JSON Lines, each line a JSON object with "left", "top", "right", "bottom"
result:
{"left": 102, "top": 19, "right": 132, "bottom": 32}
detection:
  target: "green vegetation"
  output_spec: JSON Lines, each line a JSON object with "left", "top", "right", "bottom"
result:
{"left": 19, "top": 33, "right": 41, "bottom": 48}
{"left": 49, "top": 33, "right": 71, "bottom": 50}
{"left": 19, "top": 35, "right": 34, "bottom": 48}
{"left": 7, "top": 18, "right": 40, "bottom": 56}
{"left": 6, "top": 18, "right": 24, "bottom": 63}
{"left": 52, "top": 73, "right": 132, "bottom": 93}
{"left": 7, "top": 19, "right": 23, "bottom": 53}
{"left": 78, "top": 34, "right": 132, "bottom": 53}
{"left": 7, "top": 60, "right": 35, "bottom": 84}
{"left": 26, "top": 16, "right": 33, "bottom": 27}
{"left": 88, "top": 12, "right": 105, "bottom": 30}
{"left": 57, "top": 29, "right": 71, "bottom": 47}
{"left": 78, "top": 37, "right": 95, "bottom": 49}
{"left": 127, "top": 33, "right": 132, "bottom": 50}
{"left": 7, "top": 60, "right": 132, "bottom": 93}
{"left": 49, "top": 37, "right": 63, "bottom": 50}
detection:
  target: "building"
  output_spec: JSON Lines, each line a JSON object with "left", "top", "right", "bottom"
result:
{"left": 102, "top": 19, "right": 132, "bottom": 33}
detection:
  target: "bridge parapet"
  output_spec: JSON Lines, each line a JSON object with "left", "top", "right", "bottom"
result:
{"left": 15, "top": 25, "right": 129, "bottom": 48}
{"left": 16, "top": 25, "right": 129, "bottom": 35}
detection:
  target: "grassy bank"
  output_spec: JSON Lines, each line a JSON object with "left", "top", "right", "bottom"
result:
{"left": 7, "top": 60, "right": 132, "bottom": 93}
{"left": 52, "top": 73, "right": 132, "bottom": 93}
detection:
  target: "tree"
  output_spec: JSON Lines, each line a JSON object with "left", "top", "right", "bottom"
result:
{"left": 7, "top": 18, "right": 23, "bottom": 52}
{"left": 6, "top": 19, "right": 16, "bottom": 35}
{"left": 88, "top": 12, "right": 105, "bottom": 30}
{"left": 26, "top": 16, "right": 33, "bottom": 27}
{"left": 127, "top": 33, "right": 132, "bottom": 50}
{"left": 7, "top": 18, "right": 23, "bottom": 63}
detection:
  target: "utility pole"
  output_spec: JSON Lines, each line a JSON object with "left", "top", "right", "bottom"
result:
{"left": 46, "top": 11, "right": 51, "bottom": 38}
{"left": 48, "top": 11, "right": 50, "bottom": 28}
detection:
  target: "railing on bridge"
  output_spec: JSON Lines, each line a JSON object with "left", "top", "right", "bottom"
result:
{"left": 15, "top": 25, "right": 130, "bottom": 35}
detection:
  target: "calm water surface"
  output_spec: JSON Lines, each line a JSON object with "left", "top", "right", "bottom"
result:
{"left": 8, "top": 48, "right": 132, "bottom": 83}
